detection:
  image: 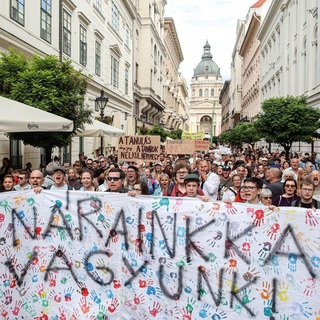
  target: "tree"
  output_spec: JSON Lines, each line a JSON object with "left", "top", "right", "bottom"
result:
{"left": 255, "top": 96, "right": 320, "bottom": 158}
{"left": 147, "top": 124, "right": 167, "bottom": 142}
{"left": 232, "top": 122, "right": 261, "bottom": 149}
{"left": 0, "top": 49, "right": 92, "bottom": 163}
{"left": 219, "top": 130, "right": 232, "bottom": 145}
{"left": 168, "top": 128, "right": 182, "bottom": 140}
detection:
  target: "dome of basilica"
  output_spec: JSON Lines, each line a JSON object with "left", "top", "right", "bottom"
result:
{"left": 193, "top": 41, "right": 221, "bottom": 77}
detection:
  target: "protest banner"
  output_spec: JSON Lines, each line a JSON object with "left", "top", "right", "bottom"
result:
{"left": 181, "top": 129, "right": 205, "bottom": 140}
{"left": 165, "top": 139, "right": 194, "bottom": 155}
{"left": 0, "top": 190, "right": 319, "bottom": 319}
{"left": 194, "top": 140, "right": 210, "bottom": 151}
{"left": 118, "top": 135, "right": 161, "bottom": 162}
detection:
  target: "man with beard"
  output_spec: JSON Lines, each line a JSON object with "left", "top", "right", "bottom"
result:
{"left": 310, "top": 170, "right": 320, "bottom": 201}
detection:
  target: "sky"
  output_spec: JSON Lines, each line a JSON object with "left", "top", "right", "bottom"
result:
{"left": 165, "top": 0, "right": 257, "bottom": 87}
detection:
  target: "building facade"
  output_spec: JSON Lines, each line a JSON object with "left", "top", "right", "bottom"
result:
{"left": 0, "top": 0, "right": 188, "bottom": 167}
{"left": 189, "top": 41, "right": 222, "bottom": 139}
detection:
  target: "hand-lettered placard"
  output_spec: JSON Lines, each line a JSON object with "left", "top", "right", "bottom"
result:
{"left": 118, "top": 135, "right": 161, "bottom": 162}
{"left": 0, "top": 190, "right": 319, "bottom": 319}
{"left": 165, "top": 139, "right": 194, "bottom": 154}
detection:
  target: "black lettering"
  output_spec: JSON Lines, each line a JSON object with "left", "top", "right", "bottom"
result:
{"left": 12, "top": 207, "right": 37, "bottom": 246}
{"left": 123, "top": 257, "right": 149, "bottom": 286}
{"left": 5, "top": 250, "right": 38, "bottom": 286}
{"left": 159, "top": 264, "right": 183, "bottom": 300}
{"left": 197, "top": 267, "right": 223, "bottom": 306}
{"left": 105, "top": 209, "right": 129, "bottom": 250}
{"left": 151, "top": 210, "right": 176, "bottom": 258}
{"left": 224, "top": 222, "right": 255, "bottom": 264}
{"left": 264, "top": 224, "right": 316, "bottom": 278}
{"left": 44, "top": 248, "right": 78, "bottom": 284}
{"left": 77, "top": 198, "right": 103, "bottom": 241}
{"left": 229, "top": 272, "right": 258, "bottom": 317}
{"left": 43, "top": 205, "right": 73, "bottom": 241}
{"left": 84, "top": 250, "right": 114, "bottom": 285}
{"left": 186, "top": 217, "right": 216, "bottom": 262}
{"left": 272, "top": 278, "right": 277, "bottom": 313}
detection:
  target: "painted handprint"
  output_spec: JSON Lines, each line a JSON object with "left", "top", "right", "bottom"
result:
{"left": 152, "top": 198, "right": 170, "bottom": 211}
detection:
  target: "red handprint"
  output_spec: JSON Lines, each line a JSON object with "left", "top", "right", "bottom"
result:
{"left": 149, "top": 301, "right": 162, "bottom": 317}
{"left": 266, "top": 223, "right": 280, "bottom": 240}
{"left": 108, "top": 298, "right": 119, "bottom": 313}
{"left": 252, "top": 209, "right": 264, "bottom": 226}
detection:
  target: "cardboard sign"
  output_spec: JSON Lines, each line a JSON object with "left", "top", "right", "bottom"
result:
{"left": 165, "top": 139, "right": 194, "bottom": 154}
{"left": 194, "top": 140, "right": 210, "bottom": 151}
{"left": 1, "top": 190, "right": 319, "bottom": 319}
{"left": 118, "top": 135, "right": 161, "bottom": 162}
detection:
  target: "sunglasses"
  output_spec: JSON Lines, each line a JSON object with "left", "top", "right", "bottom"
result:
{"left": 107, "top": 177, "right": 121, "bottom": 181}
{"left": 18, "top": 177, "right": 25, "bottom": 180}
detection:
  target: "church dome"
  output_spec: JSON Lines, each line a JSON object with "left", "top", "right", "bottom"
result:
{"left": 193, "top": 41, "right": 221, "bottom": 77}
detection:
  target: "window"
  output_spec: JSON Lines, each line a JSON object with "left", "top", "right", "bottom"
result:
{"left": 111, "top": 56, "right": 119, "bottom": 89}
{"left": 63, "top": 10, "right": 71, "bottom": 56}
{"left": 95, "top": 0, "right": 102, "bottom": 12}
{"left": 95, "top": 41, "right": 101, "bottom": 76}
{"left": 79, "top": 25, "right": 87, "bottom": 66}
{"left": 125, "top": 68, "right": 129, "bottom": 94}
{"left": 205, "top": 89, "right": 208, "bottom": 97}
{"left": 199, "top": 89, "right": 203, "bottom": 97}
{"left": 41, "top": 0, "right": 51, "bottom": 42}
{"left": 125, "top": 25, "right": 130, "bottom": 49}
{"left": 135, "top": 63, "right": 139, "bottom": 83}
{"left": 211, "top": 89, "right": 214, "bottom": 96}
{"left": 10, "top": 0, "right": 25, "bottom": 25}
{"left": 111, "top": 2, "right": 120, "bottom": 34}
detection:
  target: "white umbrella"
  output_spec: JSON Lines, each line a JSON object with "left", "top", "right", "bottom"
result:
{"left": 0, "top": 96, "right": 73, "bottom": 132}
{"left": 76, "top": 119, "right": 125, "bottom": 137}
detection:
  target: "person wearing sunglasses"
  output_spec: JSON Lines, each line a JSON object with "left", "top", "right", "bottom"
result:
{"left": 14, "top": 170, "right": 31, "bottom": 190}
{"left": 259, "top": 188, "right": 273, "bottom": 206}
{"left": 105, "top": 168, "right": 128, "bottom": 193}
{"left": 272, "top": 177, "right": 300, "bottom": 207}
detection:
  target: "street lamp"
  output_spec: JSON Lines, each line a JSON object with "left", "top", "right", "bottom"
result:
{"left": 141, "top": 112, "right": 147, "bottom": 127}
{"left": 95, "top": 89, "right": 109, "bottom": 155}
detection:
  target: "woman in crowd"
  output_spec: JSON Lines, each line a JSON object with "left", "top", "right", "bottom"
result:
{"left": 67, "top": 167, "right": 82, "bottom": 190}
{"left": 128, "top": 181, "right": 150, "bottom": 197}
{"left": 259, "top": 188, "right": 273, "bottom": 206}
{"left": 281, "top": 160, "right": 290, "bottom": 172}
{"left": 272, "top": 177, "right": 300, "bottom": 207}
{"left": 153, "top": 162, "right": 163, "bottom": 183}
{"left": 79, "top": 170, "right": 98, "bottom": 192}
{"left": 234, "top": 186, "right": 246, "bottom": 203}
{"left": 154, "top": 173, "right": 172, "bottom": 196}
{"left": 222, "top": 174, "right": 242, "bottom": 202}
{"left": 124, "top": 165, "right": 140, "bottom": 191}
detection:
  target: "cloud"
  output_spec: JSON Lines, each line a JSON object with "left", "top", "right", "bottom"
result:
{"left": 165, "top": 0, "right": 255, "bottom": 85}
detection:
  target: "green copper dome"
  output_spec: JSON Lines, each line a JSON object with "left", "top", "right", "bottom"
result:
{"left": 193, "top": 41, "right": 221, "bottom": 77}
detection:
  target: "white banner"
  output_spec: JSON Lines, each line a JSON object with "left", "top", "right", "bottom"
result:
{"left": 0, "top": 190, "right": 319, "bottom": 319}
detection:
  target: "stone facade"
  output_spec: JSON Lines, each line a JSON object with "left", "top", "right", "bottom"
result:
{"left": 189, "top": 41, "right": 222, "bottom": 139}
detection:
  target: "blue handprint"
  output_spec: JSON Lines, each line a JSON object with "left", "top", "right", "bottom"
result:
{"left": 152, "top": 198, "right": 170, "bottom": 211}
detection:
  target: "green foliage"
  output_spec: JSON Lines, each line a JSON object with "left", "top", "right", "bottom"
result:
{"left": 147, "top": 124, "right": 167, "bottom": 142}
{"left": 168, "top": 128, "right": 182, "bottom": 140}
{"left": 232, "top": 122, "right": 261, "bottom": 146}
{"left": 219, "top": 130, "right": 232, "bottom": 145}
{"left": 0, "top": 49, "right": 92, "bottom": 156}
{"left": 255, "top": 95, "right": 320, "bottom": 156}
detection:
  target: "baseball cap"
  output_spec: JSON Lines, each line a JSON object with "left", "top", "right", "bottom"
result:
{"left": 184, "top": 174, "right": 200, "bottom": 183}
{"left": 53, "top": 166, "right": 66, "bottom": 174}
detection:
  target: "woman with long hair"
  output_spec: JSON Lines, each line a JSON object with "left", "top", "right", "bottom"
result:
{"left": 222, "top": 174, "right": 242, "bottom": 202}
{"left": 79, "top": 170, "right": 98, "bottom": 192}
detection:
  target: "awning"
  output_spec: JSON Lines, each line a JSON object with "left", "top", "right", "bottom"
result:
{"left": 76, "top": 119, "right": 125, "bottom": 137}
{"left": 0, "top": 96, "right": 73, "bottom": 132}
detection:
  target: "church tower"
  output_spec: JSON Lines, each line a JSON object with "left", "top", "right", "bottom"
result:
{"left": 189, "top": 41, "right": 223, "bottom": 140}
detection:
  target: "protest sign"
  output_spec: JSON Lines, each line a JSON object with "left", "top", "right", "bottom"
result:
{"left": 194, "top": 140, "right": 210, "bottom": 151}
{"left": 118, "top": 135, "right": 161, "bottom": 162}
{"left": 165, "top": 139, "right": 194, "bottom": 154}
{"left": 0, "top": 190, "right": 319, "bottom": 319}
{"left": 181, "top": 130, "right": 205, "bottom": 140}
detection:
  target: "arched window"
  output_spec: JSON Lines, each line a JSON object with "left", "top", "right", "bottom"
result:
{"left": 199, "top": 89, "right": 203, "bottom": 97}
{"left": 211, "top": 89, "right": 214, "bottom": 96}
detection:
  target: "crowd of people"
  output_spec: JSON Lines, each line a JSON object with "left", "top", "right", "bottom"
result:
{"left": 1, "top": 148, "right": 320, "bottom": 208}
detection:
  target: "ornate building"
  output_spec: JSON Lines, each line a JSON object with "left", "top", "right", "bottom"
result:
{"left": 189, "top": 41, "right": 222, "bottom": 138}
